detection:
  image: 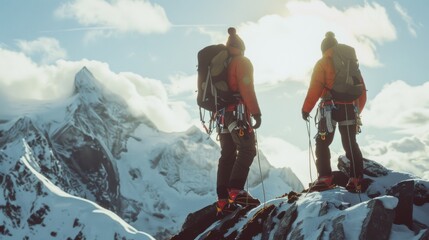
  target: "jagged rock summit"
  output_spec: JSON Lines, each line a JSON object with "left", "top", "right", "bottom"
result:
{"left": 172, "top": 157, "right": 429, "bottom": 240}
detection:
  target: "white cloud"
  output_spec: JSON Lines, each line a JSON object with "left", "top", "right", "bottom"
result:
{"left": 361, "top": 135, "right": 429, "bottom": 180}
{"left": 16, "top": 37, "right": 67, "bottom": 64}
{"left": 0, "top": 46, "right": 191, "bottom": 133}
{"left": 200, "top": 0, "right": 396, "bottom": 85}
{"left": 0, "top": 48, "right": 62, "bottom": 99}
{"left": 55, "top": 0, "right": 171, "bottom": 36}
{"left": 360, "top": 84, "right": 429, "bottom": 180}
{"left": 166, "top": 72, "right": 197, "bottom": 97}
{"left": 364, "top": 80, "right": 429, "bottom": 136}
{"left": 394, "top": 2, "right": 418, "bottom": 37}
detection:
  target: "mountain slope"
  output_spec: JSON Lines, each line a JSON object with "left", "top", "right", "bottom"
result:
{"left": 0, "top": 136, "right": 154, "bottom": 239}
{"left": 0, "top": 67, "right": 303, "bottom": 239}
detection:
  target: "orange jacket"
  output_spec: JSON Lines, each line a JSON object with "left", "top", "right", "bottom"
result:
{"left": 302, "top": 48, "right": 367, "bottom": 114}
{"left": 227, "top": 55, "right": 261, "bottom": 116}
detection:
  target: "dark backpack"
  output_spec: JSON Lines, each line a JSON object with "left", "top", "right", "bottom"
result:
{"left": 330, "top": 44, "right": 364, "bottom": 102}
{"left": 197, "top": 44, "right": 238, "bottom": 112}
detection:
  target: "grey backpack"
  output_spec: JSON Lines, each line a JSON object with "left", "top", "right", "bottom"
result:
{"left": 330, "top": 44, "right": 364, "bottom": 101}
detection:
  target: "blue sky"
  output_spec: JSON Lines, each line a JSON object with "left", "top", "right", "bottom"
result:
{"left": 1, "top": 0, "right": 428, "bottom": 184}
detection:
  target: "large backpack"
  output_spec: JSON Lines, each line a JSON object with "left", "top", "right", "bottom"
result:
{"left": 330, "top": 44, "right": 364, "bottom": 102}
{"left": 197, "top": 44, "right": 238, "bottom": 112}
{"left": 196, "top": 44, "right": 239, "bottom": 134}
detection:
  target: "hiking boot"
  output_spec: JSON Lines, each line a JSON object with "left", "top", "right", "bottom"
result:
{"left": 309, "top": 175, "right": 334, "bottom": 192}
{"left": 346, "top": 177, "right": 362, "bottom": 193}
{"left": 216, "top": 199, "right": 237, "bottom": 215}
{"left": 228, "top": 189, "right": 260, "bottom": 207}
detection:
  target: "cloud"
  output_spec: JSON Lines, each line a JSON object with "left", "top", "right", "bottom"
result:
{"left": 0, "top": 48, "right": 62, "bottom": 100}
{"left": 394, "top": 2, "right": 419, "bottom": 37}
{"left": 361, "top": 85, "right": 429, "bottom": 181}
{"left": 55, "top": 0, "right": 171, "bottom": 36}
{"left": 364, "top": 80, "right": 429, "bottom": 136}
{"left": 0, "top": 46, "right": 191, "bottom": 133}
{"left": 361, "top": 135, "right": 429, "bottom": 180}
{"left": 199, "top": 0, "right": 396, "bottom": 85}
{"left": 166, "top": 73, "right": 197, "bottom": 97}
{"left": 16, "top": 37, "right": 67, "bottom": 64}
{"left": 389, "top": 136, "right": 426, "bottom": 153}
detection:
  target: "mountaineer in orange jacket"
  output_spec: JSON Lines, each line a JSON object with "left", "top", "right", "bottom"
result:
{"left": 216, "top": 27, "right": 261, "bottom": 215}
{"left": 302, "top": 32, "right": 367, "bottom": 193}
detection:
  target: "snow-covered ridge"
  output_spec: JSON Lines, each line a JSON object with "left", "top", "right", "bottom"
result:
{"left": 173, "top": 157, "right": 429, "bottom": 240}
{"left": 0, "top": 139, "right": 154, "bottom": 239}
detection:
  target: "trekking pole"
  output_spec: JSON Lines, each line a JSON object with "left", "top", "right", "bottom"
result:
{"left": 255, "top": 130, "right": 266, "bottom": 207}
{"left": 345, "top": 105, "right": 362, "bottom": 203}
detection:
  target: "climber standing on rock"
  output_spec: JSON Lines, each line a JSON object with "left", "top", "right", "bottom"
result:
{"left": 301, "top": 31, "right": 367, "bottom": 193}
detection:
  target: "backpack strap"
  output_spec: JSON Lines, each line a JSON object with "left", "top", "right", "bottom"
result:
{"left": 201, "top": 66, "right": 211, "bottom": 107}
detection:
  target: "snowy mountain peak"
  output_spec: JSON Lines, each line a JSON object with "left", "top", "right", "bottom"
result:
{"left": 0, "top": 116, "right": 37, "bottom": 147}
{"left": 73, "top": 66, "right": 105, "bottom": 103}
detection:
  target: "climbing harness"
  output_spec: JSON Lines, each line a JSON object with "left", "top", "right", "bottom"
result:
{"left": 220, "top": 102, "right": 251, "bottom": 138}
{"left": 235, "top": 103, "right": 248, "bottom": 137}
{"left": 315, "top": 101, "right": 336, "bottom": 140}
{"left": 315, "top": 100, "right": 361, "bottom": 141}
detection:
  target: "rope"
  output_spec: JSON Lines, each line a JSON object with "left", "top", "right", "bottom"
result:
{"left": 306, "top": 120, "right": 318, "bottom": 182}
{"left": 344, "top": 104, "right": 362, "bottom": 202}
{"left": 255, "top": 130, "right": 266, "bottom": 207}
{"left": 305, "top": 119, "right": 318, "bottom": 196}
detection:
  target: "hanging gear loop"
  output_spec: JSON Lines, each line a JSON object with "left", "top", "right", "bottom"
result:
{"left": 315, "top": 100, "right": 362, "bottom": 140}
{"left": 199, "top": 99, "right": 250, "bottom": 140}
{"left": 200, "top": 92, "right": 244, "bottom": 136}
{"left": 215, "top": 102, "right": 252, "bottom": 136}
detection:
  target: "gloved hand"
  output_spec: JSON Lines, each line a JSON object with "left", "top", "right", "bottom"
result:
{"left": 252, "top": 114, "right": 261, "bottom": 129}
{"left": 302, "top": 111, "right": 310, "bottom": 121}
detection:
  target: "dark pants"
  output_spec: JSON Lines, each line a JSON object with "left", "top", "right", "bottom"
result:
{"left": 217, "top": 111, "right": 256, "bottom": 199}
{"left": 315, "top": 104, "right": 363, "bottom": 178}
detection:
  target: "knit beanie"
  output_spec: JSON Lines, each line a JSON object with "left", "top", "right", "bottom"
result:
{"left": 321, "top": 31, "right": 338, "bottom": 53}
{"left": 226, "top": 27, "right": 245, "bottom": 51}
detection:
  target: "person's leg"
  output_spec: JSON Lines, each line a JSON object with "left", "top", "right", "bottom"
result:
{"left": 336, "top": 104, "right": 364, "bottom": 192}
{"left": 217, "top": 133, "right": 236, "bottom": 199}
{"left": 223, "top": 111, "right": 259, "bottom": 205}
{"left": 315, "top": 118, "right": 335, "bottom": 177}
{"left": 339, "top": 124, "right": 363, "bottom": 178}
{"left": 337, "top": 104, "right": 363, "bottom": 178}
{"left": 228, "top": 127, "right": 256, "bottom": 190}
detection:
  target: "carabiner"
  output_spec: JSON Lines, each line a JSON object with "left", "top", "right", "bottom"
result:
{"left": 239, "top": 128, "right": 244, "bottom": 137}
{"left": 320, "top": 132, "right": 326, "bottom": 140}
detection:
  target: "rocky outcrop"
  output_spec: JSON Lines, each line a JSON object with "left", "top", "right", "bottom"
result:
{"left": 360, "top": 199, "right": 395, "bottom": 240}
{"left": 172, "top": 158, "right": 429, "bottom": 239}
